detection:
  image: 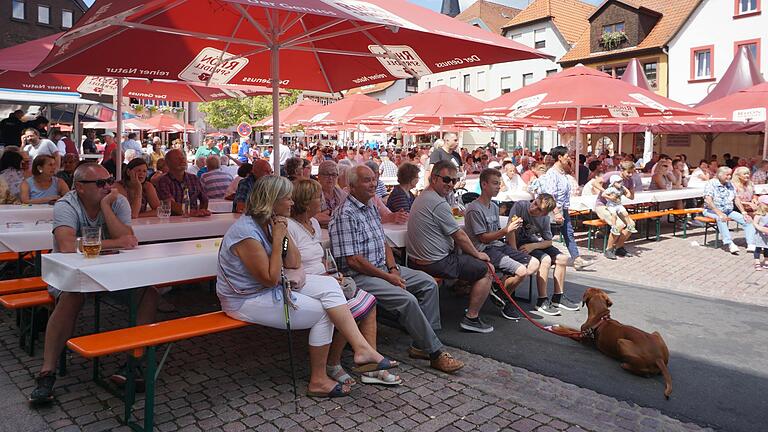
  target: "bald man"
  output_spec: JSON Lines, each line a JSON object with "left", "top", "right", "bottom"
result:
{"left": 234, "top": 159, "right": 273, "bottom": 213}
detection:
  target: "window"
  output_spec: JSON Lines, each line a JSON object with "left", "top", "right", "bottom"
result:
{"left": 602, "top": 22, "right": 625, "bottom": 34}
{"left": 735, "top": 0, "right": 760, "bottom": 15}
{"left": 643, "top": 62, "right": 658, "bottom": 89}
{"left": 405, "top": 77, "right": 418, "bottom": 93}
{"left": 37, "top": 5, "right": 50, "bottom": 24}
{"left": 691, "top": 46, "right": 714, "bottom": 80}
{"left": 534, "top": 29, "right": 545, "bottom": 49}
{"left": 522, "top": 73, "right": 533, "bottom": 87}
{"left": 500, "top": 76, "right": 512, "bottom": 94}
{"left": 425, "top": 81, "right": 431, "bottom": 89}
{"left": 61, "top": 9, "right": 73, "bottom": 28}
{"left": 463, "top": 74, "right": 470, "bottom": 93}
{"left": 615, "top": 66, "right": 626, "bottom": 78}
{"left": 510, "top": 33, "right": 522, "bottom": 40}
{"left": 735, "top": 39, "right": 761, "bottom": 67}
{"left": 12, "top": 0, "right": 24, "bottom": 19}
{"left": 477, "top": 71, "right": 486, "bottom": 91}
{"left": 449, "top": 76, "right": 458, "bottom": 90}
{"left": 436, "top": 79, "right": 444, "bottom": 86}
{"left": 546, "top": 69, "right": 558, "bottom": 76}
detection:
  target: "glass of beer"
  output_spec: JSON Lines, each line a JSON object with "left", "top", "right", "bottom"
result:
{"left": 157, "top": 201, "right": 172, "bottom": 219}
{"left": 81, "top": 226, "right": 102, "bottom": 258}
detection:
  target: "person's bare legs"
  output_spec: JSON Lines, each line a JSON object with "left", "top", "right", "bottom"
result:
{"left": 308, "top": 344, "right": 350, "bottom": 394}
{"left": 536, "top": 255, "right": 552, "bottom": 298}
{"left": 40, "top": 292, "right": 85, "bottom": 373}
{"left": 325, "top": 306, "right": 384, "bottom": 366}
{"left": 466, "top": 273, "right": 492, "bottom": 319}
{"left": 615, "top": 230, "right": 631, "bottom": 248}
{"left": 136, "top": 287, "right": 159, "bottom": 325}
{"left": 552, "top": 254, "right": 569, "bottom": 294}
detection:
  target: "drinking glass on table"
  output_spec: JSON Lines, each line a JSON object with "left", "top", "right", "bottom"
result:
{"left": 80, "top": 226, "right": 102, "bottom": 258}
{"left": 157, "top": 201, "right": 172, "bottom": 219}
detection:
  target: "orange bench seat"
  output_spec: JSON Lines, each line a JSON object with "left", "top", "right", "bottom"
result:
{"left": 0, "top": 277, "right": 47, "bottom": 296}
{"left": 0, "top": 291, "right": 54, "bottom": 309}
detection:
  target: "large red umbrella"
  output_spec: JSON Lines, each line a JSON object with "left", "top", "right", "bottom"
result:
{"left": 695, "top": 82, "right": 768, "bottom": 158}
{"left": 31, "top": 0, "right": 549, "bottom": 172}
{"left": 302, "top": 93, "right": 384, "bottom": 127}
{"left": 467, "top": 66, "right": 700, "bottom": 161}
{"left": 254, "top": 99, "right": 321, "bottom": 127}
{"left": 141, "top": 113, "right": 196, "bottom": 132}
{"left": 0, "top": 33, "right": 274, "bottom": 102}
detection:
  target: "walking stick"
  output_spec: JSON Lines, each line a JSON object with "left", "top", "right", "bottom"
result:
{"left": 281, "top": 236, "right": 299, "bottom": 408}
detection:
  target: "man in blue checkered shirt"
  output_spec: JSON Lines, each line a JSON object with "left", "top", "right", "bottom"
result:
{"left": 329, "top": 165, "right": 464, "bottom": 374}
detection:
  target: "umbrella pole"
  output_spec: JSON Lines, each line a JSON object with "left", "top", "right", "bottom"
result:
{"left": 271, "top": 45, "right": 281, "bottom": 175}
{"left": 116, "top": 79, "right": 124, "bottom": 181}
{"left": 763, "top": 121, "right": 768, "bottom": 160}
{"left": 575, "top": 107, "right": 581, "bottom": 167}
{"left": 618, "top": 123, "right": 623, "bottom": 155}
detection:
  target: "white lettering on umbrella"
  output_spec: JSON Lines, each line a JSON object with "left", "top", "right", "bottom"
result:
{"left": 242, "top": 77, "right": 291, "bottom": 85}
{"left": 384, "top": 106, "right": 413, "bottom": 121}
{"left": 309, "top": 112, "right": 331, "bottom": 123}
{"left": 77, "top": 76, "right": 119, "bottom": 96}
{"left": 510, "top": 93, "right": 546, "bottom": 110}
{"left": 179, "top": 47, "right": 249, "bottom": 85}
{"left": 628, "top": 93, "right": 667, "bottom": 112}
{"left": 608, "top": 106, "right": 638, "bottom": 118}
{"left": 352, "top": 73, "right": 387, "bottom": 84}
{"left": 434, "top": 55, "right": 481, "bottom": 69}
{"left": 368, "top": 45, "right": 432, "bottom": 79}
{"left": 320, "top": 0, "right": 424, "bottom": 31}
{"left": 733, "top": 108, "right": 766, "bottom": 122}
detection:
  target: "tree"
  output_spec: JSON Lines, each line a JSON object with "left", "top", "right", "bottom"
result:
{"left": 198, "top": 90, "right": 300, "bottom": 129}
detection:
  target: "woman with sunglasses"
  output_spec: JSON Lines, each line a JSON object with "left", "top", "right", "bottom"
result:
{"left": 20, "top": 154, "right": 69, "bottom": 204}
{"left": 114, "top": 158, "right": 161, "bottom": 218}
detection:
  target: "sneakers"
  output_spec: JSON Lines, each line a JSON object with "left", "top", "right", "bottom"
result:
{"left": 489, "top": 285, "right": 507, "bottom": 308}
{"left": 460, "top": 315, "right": 494, "bottom": 333}
{"left": 535, "top": 299, "right": 562, "bottom": 316}
{"left": 604, "top": 248, "right": 617, "bottom": 260}
{"left": 501, "top": 303, "right": 522, "bottom": 321}
{"left": 627, "top": 225, "right": 638, "bottom": 234}
{"left": 552, "top": 296, "right": 580, "bottom": 311}
{"left": 615, "top": 247, "right": 632, "bottom": 257}
{"left": 430, "top": 352, "right": 465, "bottom": 374}
{"left": 572, "top": 257, "right": 595, "bottom": 271}
{"left": 29, "top": 372, "right": 56, "bottom": 404}
{"left": 610, "top": 226, "right": 621, "bottom": 236}
{"left": 728, "top": 243, "right": 740, "bottom": 255}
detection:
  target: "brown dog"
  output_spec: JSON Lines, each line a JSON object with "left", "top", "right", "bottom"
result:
{"left": 554, "top": 288, "right": 672, "bottom": 399}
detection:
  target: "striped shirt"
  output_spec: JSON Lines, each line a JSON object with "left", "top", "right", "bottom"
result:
{"left": 201, "top": 169, "right": 234, "bottom": 199}
{"left": 538, "top": 167, "right": 572, "bottom": 210}
{"left": 329, "top": 194, "right": 386, "bottom": 277}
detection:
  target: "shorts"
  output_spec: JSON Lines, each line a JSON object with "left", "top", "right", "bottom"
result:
{"left": 484, "top": 244, "right": 532, "bottom": 275}
{"left": 347, "top": 288, "right": 376, "bottom": 321}
{"left": 523, "top": 244, "right": 563, "bottom": 262}
{"left": 410, "top": 251, "right": 488, "bottom": 283}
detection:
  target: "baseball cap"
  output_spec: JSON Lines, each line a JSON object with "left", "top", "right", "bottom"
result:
{"left": 488, "top": 161, "right": 501, "bottom": 169}
{"left": 103, "top": 131, "right": 116, "bottom": 137}
{"left": 609, "top": 175, "right": 622, "bottom": 184}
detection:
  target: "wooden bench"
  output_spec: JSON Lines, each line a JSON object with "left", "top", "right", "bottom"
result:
{"left": 0, "top": 276, "right": 47, "bottom": 295}
{"left": 67, "top": 311, "right": 250, "bottom": 432}
{"left": 0, "top": 290, "right": 54, "bottom": 355}
{"left": 668, "top": 208, "right": 704, "bottom": 238}
{"left": 584, "top": 210, "right": 671, "bottom": 252}
{"left": 694, "top": 216, "right": 720, "bottom": 247}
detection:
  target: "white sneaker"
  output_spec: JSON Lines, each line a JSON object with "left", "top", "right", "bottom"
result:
{"left": 747, "top": 244, "right": 756, "bottom": 252}
{"left": 728, "top": 243, "right": 740, "bottom": 254}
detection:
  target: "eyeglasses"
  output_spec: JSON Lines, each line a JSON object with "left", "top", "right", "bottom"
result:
{"left": 319, "top": 172, "right": 338, "bottom": 177}
{"left": 436, "top": 175, "right": 459, "bottom": 184}
{"left": 77, "top": 177, "right": 115, "bottom": 188}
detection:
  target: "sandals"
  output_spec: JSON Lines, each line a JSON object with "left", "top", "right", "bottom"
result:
{"left": 326, "top": 365, "right": 356, "bottom": 386}
{"left": 306, "top": 382, "right": 351, "bottom": 398}
{"left": 352, "top": 357, "right": 399, "bottom": 373}
{"left": 361, "top": 370, "right": 402, "bottom": 386}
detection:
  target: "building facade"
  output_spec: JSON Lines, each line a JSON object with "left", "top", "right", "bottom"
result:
{"left": 1, "top": 0, "right": 86, "bottom": 48}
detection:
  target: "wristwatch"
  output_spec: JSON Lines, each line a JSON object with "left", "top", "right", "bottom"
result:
{"left": 387, "top": 264, "right": 400, "bottom": 272}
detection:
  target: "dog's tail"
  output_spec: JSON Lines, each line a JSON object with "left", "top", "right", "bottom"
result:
{"left": 656, "top": 359, "right": 672, "bottom": 399}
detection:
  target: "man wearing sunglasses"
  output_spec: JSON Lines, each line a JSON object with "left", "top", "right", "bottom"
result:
{"left": 31, "top": 163, "right": 159, "bottom": 404}
{"left": 406, "top": 160, "right": 495, "bottom": 334}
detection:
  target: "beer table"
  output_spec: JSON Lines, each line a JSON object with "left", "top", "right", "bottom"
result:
{"left": 0, "top": 204, "right": 54, "bottom": 224}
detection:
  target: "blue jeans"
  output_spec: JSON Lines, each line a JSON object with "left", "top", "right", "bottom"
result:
{"left": 703, "top": 210, "right": 756, "bottom": 246}
{"left": 559, "top": 212, "right": 579, "bottom": 259}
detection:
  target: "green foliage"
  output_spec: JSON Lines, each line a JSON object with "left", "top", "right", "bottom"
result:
{"left": 198, "top": 90, "right": 300, "bottom": 129}
{"left": 601, "top": 31, "right": 627, "bottom": 50}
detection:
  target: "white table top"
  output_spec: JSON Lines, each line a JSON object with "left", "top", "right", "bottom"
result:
{"left": 0, "top": 213, "right": 238, "bottom": 253}
{"left": 208, "top": 199, "right": 234, "bottom": 213}
{"left": 569, "top": 188, "right": 704, "bottom": 211}
{"left": 43, "top": 238, "right": 221, "bottom": 293}
{"left": 755, "top": 184, "right": 768, "bottom": 195}
{"left": 0, "top": 204, "right": 55, "bottom": 224}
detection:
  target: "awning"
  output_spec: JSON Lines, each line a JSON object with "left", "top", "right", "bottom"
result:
{"left": 0, "top": 88, "right": 98, "bottom": 104}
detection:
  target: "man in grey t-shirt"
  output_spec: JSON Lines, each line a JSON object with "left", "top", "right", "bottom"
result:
{"left": 465, "top": 169, "right": 540, "bottom": 321}
{"left": 406, "top": 160, "right": 494, "bottom": 334}
{"left": 30, "top": 164, "right": 159, "bottom": 404}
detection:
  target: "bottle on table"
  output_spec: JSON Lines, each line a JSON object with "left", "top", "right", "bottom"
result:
{"left": 182, "top": 185, "right": 191, "bottom": 216}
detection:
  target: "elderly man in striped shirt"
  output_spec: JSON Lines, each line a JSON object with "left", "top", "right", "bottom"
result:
{"left": 200, "top": 156, "right": 234, "bottom": 199}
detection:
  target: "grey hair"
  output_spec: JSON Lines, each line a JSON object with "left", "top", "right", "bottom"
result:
{"left": 245, "top": 175, "right": 293, "bottom": 224}
{"left": 364, "top": 160, "right": 379, "bottom": 174}
{"left": 318, "top": 160, "right": 338, "bottom": 175}
{"left": 348, "top": 165, "right": 374, "bottom": 186}
{"left": 717, "top": 166, "right": 733, "bottom": 176}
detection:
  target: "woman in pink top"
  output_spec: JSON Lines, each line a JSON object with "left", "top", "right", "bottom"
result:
{"left": 733, "top": 166, "right": 757, "bottom": 219}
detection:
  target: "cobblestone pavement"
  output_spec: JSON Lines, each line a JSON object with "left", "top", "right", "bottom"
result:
{"left": 0, "top": 283, "right": 714, "bottom": 432}
{"left": 567, "top": 219, "right": 768, "bottom": 307}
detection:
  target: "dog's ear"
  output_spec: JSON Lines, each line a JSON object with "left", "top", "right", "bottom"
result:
{"left": 605, "top": 295, "right": 613, "bottom": 308}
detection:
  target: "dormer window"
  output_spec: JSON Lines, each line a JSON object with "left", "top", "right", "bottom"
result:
{"left": 602, "top": 22, "right": 625, "bottom": 34}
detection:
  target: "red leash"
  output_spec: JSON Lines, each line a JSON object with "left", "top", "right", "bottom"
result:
{"left": 486, "top": 262, "right": 583, "bottom": 340}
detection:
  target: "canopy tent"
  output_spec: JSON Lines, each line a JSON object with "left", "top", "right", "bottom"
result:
{"left": 254, "top": 99, "right": 321, "bottom": 128}
{"left": 31, "top": 0, "right": 550, "bottom": 174}
{"left": 82, "top": 119, "right": 153, "bottom": 130}
{"left": 141, "top": 113, "right": 195, "bottom": 132}
{"left": 301, "top": 93, "right": 384, "bottom": 127}
{"left": 620, "top": 58, "right": 652, "bottom": 91}
{"left": 0, "top": 88, "right": 98, "bottom": 105}
{"left": 697, "top": 46, "right": 764, "bottom": 107}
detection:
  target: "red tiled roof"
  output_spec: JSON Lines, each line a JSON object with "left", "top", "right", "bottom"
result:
{"left": 502, "top": 0, "right": 596, "bottom": 45}
{"left": 455, "top": 0, "right": 521, "bottom": 35}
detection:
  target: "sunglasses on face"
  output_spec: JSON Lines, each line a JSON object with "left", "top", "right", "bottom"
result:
{"left": 78, "top": 177, "right": 115, "bottom": 188}
{"left": 436, "top": 175, "right": 459, "bottom": 184}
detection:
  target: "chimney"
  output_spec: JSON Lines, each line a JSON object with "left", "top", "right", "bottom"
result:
{"left": 441, "top": 0, "right": 461, "bottom": 17}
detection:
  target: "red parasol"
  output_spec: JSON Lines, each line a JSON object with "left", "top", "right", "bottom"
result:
{"left": 254, "top": 99, "right": 321, "bottom": 127}
{"left": 302, "top": 93, "right": 384, "bottom": 127}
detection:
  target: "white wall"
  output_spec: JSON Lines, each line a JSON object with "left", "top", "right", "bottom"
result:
{"left": 668, "top": 0, "right": 768, "bottom": 105}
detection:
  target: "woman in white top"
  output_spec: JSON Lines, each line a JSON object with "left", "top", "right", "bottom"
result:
{"left": 288, "top": 179, "right": 400, "bottom": 386}
{"left": 688, "top": 159, "right": 711, "bottom": 187}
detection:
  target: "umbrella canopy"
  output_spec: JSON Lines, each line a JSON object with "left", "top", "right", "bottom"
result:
{"left": 620, "top": 58, "right": 652, "bottom": 91}
{"left": 695, "top": 82, "right": 768, "bottom": 158}
{"left": 351, "top": 85, "right": 487, "bottom": 127}
{"left": 82, "top": 119, "right": 154, "bottom": 130}
{"left": 697, "top": 46, "right": 765, "bottom": 107}
{"left": 303, "top": 93, "right": 384, "bottom": 126}
{"left": 31, "top": 0, "right": 549, "bottom": 172}
{"left": 141, "top": 113, "right": 195, "bottom": 132}
{"left": 255, "top": 99, "right": 321, "bottom": 127}
{"left": 0, "top": 34, "right": 274, "bottom": 102}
